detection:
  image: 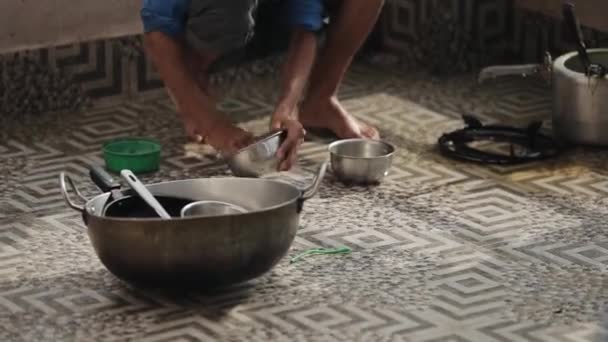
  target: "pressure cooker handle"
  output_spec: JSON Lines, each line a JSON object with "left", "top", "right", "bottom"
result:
{"left": 563, "top": 3, "right": 592, "bottom": 72}
{"left": 59, "top": 172, "right": 87, "bottom": 213}
{"left": 477, "top": 64, "right": 542, "bottom": 84}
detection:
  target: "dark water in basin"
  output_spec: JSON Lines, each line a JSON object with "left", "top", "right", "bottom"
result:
{"left": 104, "top": 196, "right": 193, "bottom": 218}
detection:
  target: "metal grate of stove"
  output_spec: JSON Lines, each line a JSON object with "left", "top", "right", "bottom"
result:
{"left": 438, "top": 115, "right": 561, "bottom": 165}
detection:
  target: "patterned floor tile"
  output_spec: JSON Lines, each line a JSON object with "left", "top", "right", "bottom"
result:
{"left": 469, "top": 317, "right": 596, "bottom": 342}
{"left": 0, "top": 153, "right": 105, "bottom": 217}
{"left": 0, "top": 222, "right": 29, "bottom": 280}
{"left": 3, "top": 63, "right": 608, "bottom": 341}
{"left": 405, "top": 248, "right": 608, "bottom": 342}
{"left": 488, "top": 193, "right": 608, "bottom": 270}
{"left": 296, "top": 181, "right": 468, "bottom": 254}
{"left": 397, "top": 165, "right": 608, "bottom": 251}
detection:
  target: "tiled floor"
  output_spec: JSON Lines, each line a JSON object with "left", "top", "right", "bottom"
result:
{"left": 2, "top": 62, "right": 608, "bottom": 341}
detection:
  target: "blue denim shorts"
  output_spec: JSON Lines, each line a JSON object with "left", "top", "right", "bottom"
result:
{"left": 141, "top": 0, "right": 326, "bottom": 54}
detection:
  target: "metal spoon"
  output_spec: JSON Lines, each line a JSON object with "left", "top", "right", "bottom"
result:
{"left": 120, "top": 170, "right": 172, "bottom": 219}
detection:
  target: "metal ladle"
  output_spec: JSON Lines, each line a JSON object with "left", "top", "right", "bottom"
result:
{"left": 563, "top": 2, "right": 607, "bottom": 78}
{"left": 120, "top": 170, "right": 172, "bottom": 219}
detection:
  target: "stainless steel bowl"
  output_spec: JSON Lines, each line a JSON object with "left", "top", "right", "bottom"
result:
{"left": 180, "top": 200, "right": 248, "bottom": 218}
{"left": 329, "top": 139, "right": 395, "bottom": 184}
{"left": 227, "top": 130, "right": 287, "bottom": 177}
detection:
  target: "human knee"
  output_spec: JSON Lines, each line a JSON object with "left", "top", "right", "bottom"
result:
{"left": 186, "top": 0, "right": 258, "bottom": 54}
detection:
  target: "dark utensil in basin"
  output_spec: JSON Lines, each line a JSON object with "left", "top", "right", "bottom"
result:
{"left": 120, "top": 169, "right": 172, "bottom": 219}
{"left": 105, "top": 196, "right": 193, "bottom": 218}
{"left": 88, "top": 165, "right": 192, "bottom": 218}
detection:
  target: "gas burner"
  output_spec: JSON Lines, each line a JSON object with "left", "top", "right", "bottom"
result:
{"left": 438, "top": 115, "right": 561, "bottom": 165}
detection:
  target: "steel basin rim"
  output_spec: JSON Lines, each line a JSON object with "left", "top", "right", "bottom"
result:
{"left": 85, "top": 178, "right": 304, "bottom": 222}
{"left": 230, "top": 130, "right": 285, "bottom": 157}
{"left": 88, "top": 195, "right": 299, "bottom": 222}
{"left": 329, "top": 152, "right": 394, "bottom": 161}
{"left": 328, "top": 139, "right": 395, "bottom": 160}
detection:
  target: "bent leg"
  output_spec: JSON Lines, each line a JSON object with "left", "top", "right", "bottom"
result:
{"left": 144, "top": 31, "right": 223, "bottom": 139}
{"left": 166, "top": 47, "right": 219, "bottom": 111}
{"left": 300, "top": 0, "right": 385, "bottom": 139}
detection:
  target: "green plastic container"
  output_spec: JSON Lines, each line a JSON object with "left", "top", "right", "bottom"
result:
{"left": 102, "top": 138, "right": 161, "bottom": 174}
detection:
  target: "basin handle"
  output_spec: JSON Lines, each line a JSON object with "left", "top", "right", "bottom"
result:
{"left": 301, "top": 160, "right": 328, "bottom": 201}
{"left": 59, "top": 172, "right": 86, "bottom": 213}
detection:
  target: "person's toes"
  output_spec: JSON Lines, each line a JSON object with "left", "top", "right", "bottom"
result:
{"left": 358, "top": 120, "right": 380, "bottom": 140}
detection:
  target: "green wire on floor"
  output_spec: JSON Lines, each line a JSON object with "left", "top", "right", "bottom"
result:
{"left": 289, "top": 247, "right": 352, "bottom": 264}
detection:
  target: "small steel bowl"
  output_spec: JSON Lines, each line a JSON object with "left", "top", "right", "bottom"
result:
{"left": 328, "top": 139, "right": 395, "bottom": 184}
{"left": 227, "top": 130, "right": 287, "bottom": 177}
{"left": 180, "top": 200, "right": 248, "bottom": 218}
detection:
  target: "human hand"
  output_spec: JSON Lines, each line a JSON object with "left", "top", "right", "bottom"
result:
{"left": 183, "top": 116, "right": 254, "bottom": 157}
{"left": 270, "top": 108, "right": 306, "bottom": 171}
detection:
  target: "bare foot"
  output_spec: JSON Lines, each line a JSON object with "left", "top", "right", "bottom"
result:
{"left": 299, "top": 96, "right": 380, "bottom": 140}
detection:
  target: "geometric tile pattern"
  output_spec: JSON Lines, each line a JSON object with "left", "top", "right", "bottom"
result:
{"left": 381, "top": 0, "right": 608, "bottom": 66}
{"left": 134, "top": 46, "right": 164, "bottom": 94}
{"left": 2, "top": 0, "right": 607, "bottom": 112}
{"left": 3, "top": 63, "right": 608, "bottom": 341}
{"left": 50, "top": 41, "right": 127, "bottom": 100}
{"left": 381, "top": 0, "right": 513, "bottom": 66}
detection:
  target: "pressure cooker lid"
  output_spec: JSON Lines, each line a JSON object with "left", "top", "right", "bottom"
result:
{"left": 563, "top": 49, "right": 608, "bottom": 78}
{"left": 438, "top": 115, "right": 561, "bottom": 165}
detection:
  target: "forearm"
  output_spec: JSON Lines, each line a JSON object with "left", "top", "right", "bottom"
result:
{"left": 144, "top": 32, "right": 220, "bottom": 133}
{"left": 275, "top": 28, "right": 318, "bottom": 117}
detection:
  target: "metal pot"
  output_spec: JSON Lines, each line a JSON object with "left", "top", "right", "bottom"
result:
{"left": 328, "top": 139, "right": 395, "bottom": 184}
{"left": 59, "top": 162, "right": 327, "bottom": 288}
{"left": 478, "top": 49, "right": 608, "bottom": 146}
